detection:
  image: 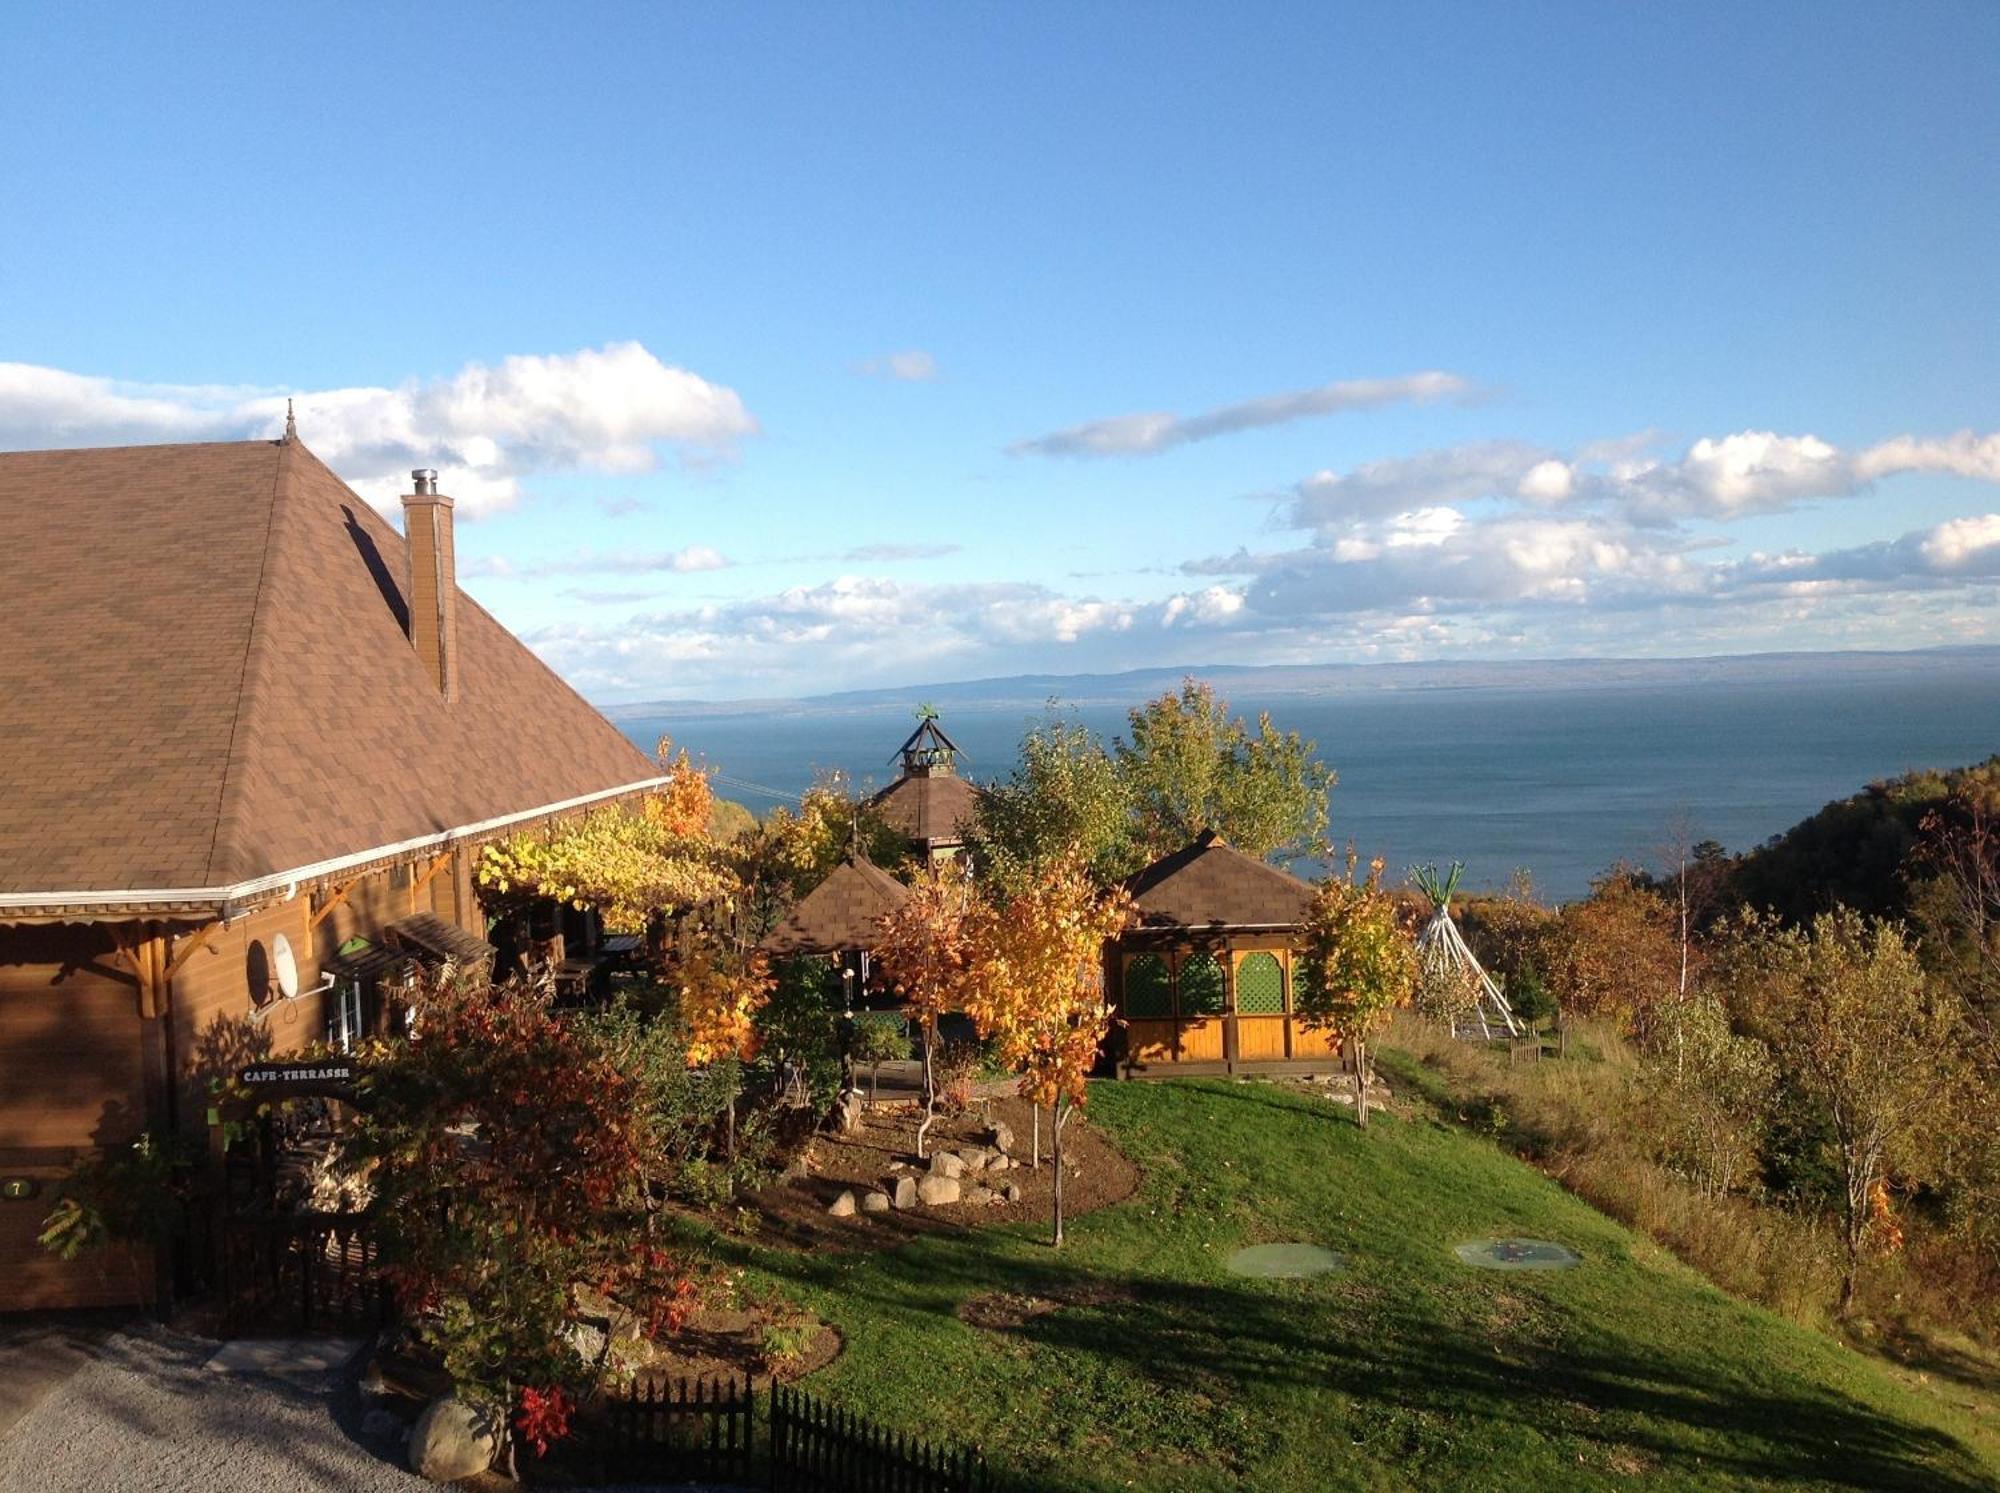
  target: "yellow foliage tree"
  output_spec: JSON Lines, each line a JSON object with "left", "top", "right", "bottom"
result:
{"left": 963, "top": 852, "right": 1133, "bottom": 1244}
{"left": 875, "top": 862, "right": 979, "bottom": 1157}
{"left": 1295, "top": 853, "right": 1419, "bottom": 1127}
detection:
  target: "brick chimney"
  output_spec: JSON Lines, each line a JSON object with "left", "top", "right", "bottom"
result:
{"left": 401, "top": 469, "right": 459, "bottom": 702}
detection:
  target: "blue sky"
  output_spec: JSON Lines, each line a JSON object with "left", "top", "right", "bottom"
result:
{"left": 3, "top": 3, "right": 1996, "bottom": 700}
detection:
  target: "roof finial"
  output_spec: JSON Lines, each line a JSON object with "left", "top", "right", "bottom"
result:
{"left": 283, "top": 398, "right": 297, "bottom": 444}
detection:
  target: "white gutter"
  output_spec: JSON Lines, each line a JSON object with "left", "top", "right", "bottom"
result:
{"left": 0, "top": 775, "right": 670, "bottom": 915}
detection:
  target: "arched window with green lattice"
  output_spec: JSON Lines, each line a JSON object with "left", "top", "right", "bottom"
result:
{"left": 1123, "top": 953, "right": 1172, "bottom": 1018}
{"left": 1236, "top": 951, "right": 1286, "bottom": 1014}
{"left": 1179, "top": 952, "right": 1226, "bottom": 1018}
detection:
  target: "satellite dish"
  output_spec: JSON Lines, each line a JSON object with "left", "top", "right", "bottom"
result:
{"left": 271, "top": 933, "right": 300, "bottom": 1000}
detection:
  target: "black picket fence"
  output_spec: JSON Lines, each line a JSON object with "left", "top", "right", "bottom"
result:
{"left": 526, "top": 1376, "right": 993, "bottom": 1492}
{"left": 535, "top": 1374, "right": 756, "bottom": 1487}
{"left": 771, "top": 1383, "right": 993, "bottom": 1493}
{"left": 215, "top": 1207, "right": 390, "bottom": 1337}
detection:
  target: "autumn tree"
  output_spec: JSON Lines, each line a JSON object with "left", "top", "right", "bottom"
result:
{"left": 1539, "top": 869, "right": 1683, "bottom": 1037}
{"left": 1116, "top": 679, "right": 1334, "bottom": 864}
{"left": 1294, "top": 854, "right": 1419, "bottom": 1127}
{"left": 664, "top": 930, "right": 772, "bottom": 1158}
{"left": 874, "top": 861, "right": 979, "bottom": 1158}
{"left": 1722, "top": 909, "right": 1966, "bottom": 1311}
{"left": 963, "top": 852, "right": 1133, "bottom": 1244}
{"left": 970, "top": 710, "right": 1136, "bottom": 892}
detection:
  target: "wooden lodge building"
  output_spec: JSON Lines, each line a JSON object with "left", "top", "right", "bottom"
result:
{"left": 1108, "top": 830, "right": 1340, "bottom": 1075}
{"left": 0, "top": 431, "right": 663, "bottom": 1310}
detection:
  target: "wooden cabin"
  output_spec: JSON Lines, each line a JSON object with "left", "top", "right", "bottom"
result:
{"left": 1108, "top": 830, "right": 1340, "bottom": 1076}
{"left": 866, "top": 716, "right": 980, "bottom": 867}
{"left": 0, "top": 433, "right": 664, "bottom": 1309}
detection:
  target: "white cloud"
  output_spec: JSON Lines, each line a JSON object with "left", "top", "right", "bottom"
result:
{"left": 858, "top": 350, "right": 940, "bottom": 382}
{"left": 1920, "top": 513, "right": 2000, "bottom": 570}
{"left": 0, "top": 342, "right": 756, "bottom": 516}
{"left": 466, "top": 543, "right": 732, "bottom": 580}
{"left": 842, "top": 541, "right": 962, "bottom": 562}
{"left": 1283, "top": 428, "right": 2000, "bottom": 529}
{"left": 1010, "top": 370, "right": 1474, "bottom": 458}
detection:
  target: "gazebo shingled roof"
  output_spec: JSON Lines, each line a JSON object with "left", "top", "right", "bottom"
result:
{"left": 758, "top": 854, "right": 910, "bottom": 956}
{"left": 1122, "top": 829, "right": 1314, "bottom": 930}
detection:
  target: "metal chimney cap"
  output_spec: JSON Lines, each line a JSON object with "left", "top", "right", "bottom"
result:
{"left": 410, "top": 468, "right": 439, "bottom": 495}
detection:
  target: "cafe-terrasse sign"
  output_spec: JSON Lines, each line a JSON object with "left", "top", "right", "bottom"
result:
{"left": 237, "top": 1060, "right": 359, "bottom": 1094}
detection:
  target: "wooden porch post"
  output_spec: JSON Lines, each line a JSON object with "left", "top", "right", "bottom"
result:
{"left": 1220, "top": 942, "right": 1239, "bottom": 1073}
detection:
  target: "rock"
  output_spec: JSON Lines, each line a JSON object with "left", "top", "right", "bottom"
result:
{"left": 408, "top": 1396, "right": 498, "bottom": 1483}
{"left": 917, "top": 1174, "right": 961, "bottom": 1206}
{"left": 986, "top": 1154, "right": 1011, "bottom": 1173}
{"left": 962, "top": 1185, "right": 997, "bottom": 1206}
{"left": 860, "top": 1189, "right": 892, "bottom": 1213}
{"left": 957, "top": 1146, "right": 991, "bottom": 1173}
{"left": 562, "top": 1319, "right": 609, "bottom": 1366}
{"left": 928, "top": 1151, "right": 964, "bottom": 1179}
{"left": 356, "top": 1356, "right": 390, "bottom": 1398}
{"left": 1002, "top": 1181, "right": 1023, "bottom": 1203}
{"left": 835, "top": 1090, "right": 865, "bottom": 1134}
{"left": 986, "top": 1120, "right": 1015, "bottom": 1154}
{"left": 779, "top": 1154, "right": 811, "bottom": 1184}
{"left": 828, "top": 1189, "right": 857, "bottom": 1217}
{"left": 361, "top": 1407, "right": 405, "bottom": 1441}
{"left": 890, "top": 1176, "right": 920, "bottom": 1210}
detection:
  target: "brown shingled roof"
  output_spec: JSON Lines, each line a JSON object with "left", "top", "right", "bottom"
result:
{"left": 866, "top": 772, "right": 980, "bottom": 848}
{"left": 758, "top": 855, "right": 910, "bottom": 956}
{"left": 1122, "top": 829, "right": 1315, "bottom": 930}
{"left": 0, "top": 438, "right": 659, "bottom": 904}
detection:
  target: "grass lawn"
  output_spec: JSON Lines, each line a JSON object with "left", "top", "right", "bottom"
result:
{"left": 708, "top": 1078, "right": 2000, "bottom": 1491}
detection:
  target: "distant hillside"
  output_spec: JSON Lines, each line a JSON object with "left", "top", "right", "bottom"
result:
{"left": 599, "top": 644, "right": 2000, "bottom": 722}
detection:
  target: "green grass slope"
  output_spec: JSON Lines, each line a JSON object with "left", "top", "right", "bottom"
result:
{"left": 728, "top": 1081, "right": 1999, "bottom": 1491}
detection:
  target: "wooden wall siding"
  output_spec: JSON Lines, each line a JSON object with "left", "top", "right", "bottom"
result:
{"left": 0, "top": 924, "right": 152, "bottom": 1310}
{"left": 1116, "top": 940, "right": 1349, "bottom": 1068}
{"left": 0, "top": 932, "right": 145, "bottom": 1152}
{"left": 1125, "top": 1018, "right": 1176, "bottom": 1064}
{"left": 1237, "top": 1015, "right": 1290, "bottom": 1061}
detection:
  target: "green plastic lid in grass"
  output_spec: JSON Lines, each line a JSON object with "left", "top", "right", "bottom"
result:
{"left": 1453, "top": 1238, "right": 1581, "bottom": 1271}
{"left": 1226, "top": 1242, "right": 1345, "bottom": 1279}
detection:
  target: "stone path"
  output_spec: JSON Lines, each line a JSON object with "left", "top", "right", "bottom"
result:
{"left": 0, "top": 1327, "right": 424, "bottom": 1492}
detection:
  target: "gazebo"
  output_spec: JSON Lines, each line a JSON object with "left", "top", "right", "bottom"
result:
{"left": 1107, "top": 829, "right": 1339, "bottom": 1075}
{"left": 757, "top": 853, "right": 911, "bottom": 996}
{"left": 865, "top": 715, "right": 981, "bottom": 867}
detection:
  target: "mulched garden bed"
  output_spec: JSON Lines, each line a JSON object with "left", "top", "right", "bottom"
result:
{"left": 738, "top": 1094, "right": 1142, "bottom": 1251}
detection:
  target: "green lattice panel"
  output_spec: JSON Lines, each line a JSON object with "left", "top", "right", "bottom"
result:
{"left": 1180, "top": 953, "right": 1226, "bottom": 1017}
{"left": 1236, "top": 952, "right": 1285, "bottom": 1014}
{"left": 1123, "top": 954, "right": 1172, "bottom": 1018}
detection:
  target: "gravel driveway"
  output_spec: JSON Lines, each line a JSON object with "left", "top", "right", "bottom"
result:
{"left": 0, "top": 1327, "right": 424, "bottom": 1492}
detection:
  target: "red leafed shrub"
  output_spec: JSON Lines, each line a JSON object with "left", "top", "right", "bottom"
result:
{"left": 514, "top": 1384, "right": 575, "bottom": 1458}
{"left": 351, "top": 969, "right": 701, "bottom": 1428}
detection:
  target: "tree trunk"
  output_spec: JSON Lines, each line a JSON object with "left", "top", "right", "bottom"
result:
{"left": 1354, "top": 1038, "right": 1370, "bottom": 1128}
{"left": 915, "top": 1024, "right": 938, "bottom": 1159}
{"left": 1051, "top": 1093, "right": 1066, "bottom": 1247}
{"left": 1032, "top": 1104, "right": 1041, "bottom": 1170}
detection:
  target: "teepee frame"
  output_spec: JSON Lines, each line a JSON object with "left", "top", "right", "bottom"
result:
{"left": 1413, "top": 863, "right": 1523, "bottom": 1041}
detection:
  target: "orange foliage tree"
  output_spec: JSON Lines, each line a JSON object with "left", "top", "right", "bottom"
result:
{"left": 874, "top": 862, "right": 979, "bottom": 1158}
{"left": 964, "top": 852, "right": 1134, "bottom": 1245}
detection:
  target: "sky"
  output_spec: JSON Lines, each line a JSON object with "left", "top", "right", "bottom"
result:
{"left": 2, "top": 3, "right": 1996, "bottom": 702}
